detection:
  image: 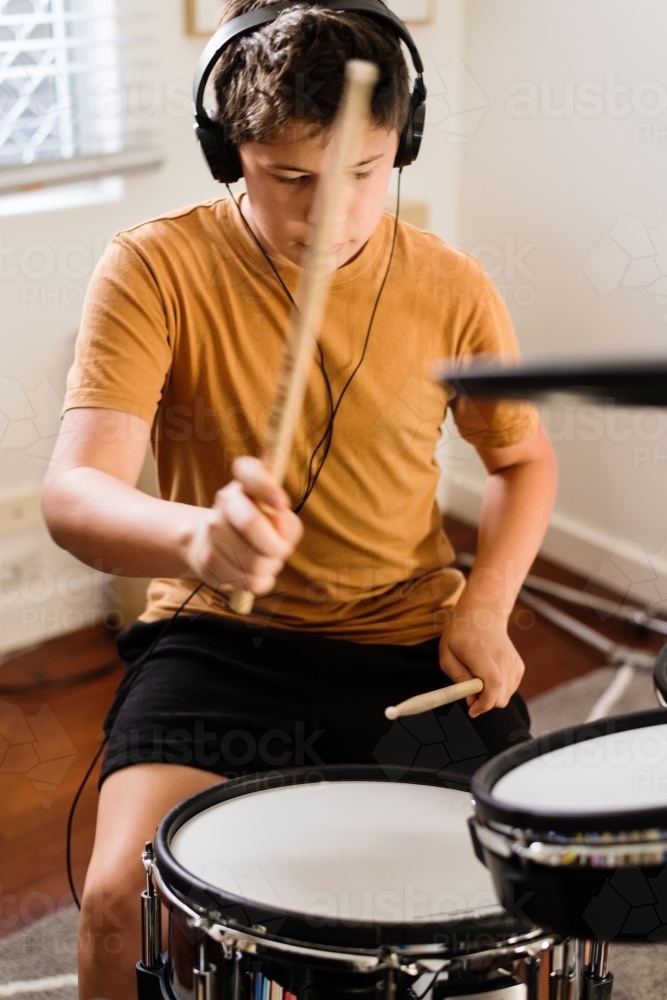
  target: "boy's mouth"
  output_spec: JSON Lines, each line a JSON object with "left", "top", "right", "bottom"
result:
{"left": 298, "top": 241, "right": 349, "bottom": 254}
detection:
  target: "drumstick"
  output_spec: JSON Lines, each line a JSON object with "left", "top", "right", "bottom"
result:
{"left": 385, "top": 679, "right": 485, "bottom": 721}
{"left": 229, "top": 59, "right": 380, "bottom": 616}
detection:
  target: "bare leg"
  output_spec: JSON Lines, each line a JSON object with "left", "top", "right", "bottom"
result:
{"left": 77, "top": 763, "right": 225, "bottom": 1000}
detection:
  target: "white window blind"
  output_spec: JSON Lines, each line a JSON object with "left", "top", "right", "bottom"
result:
{"left": 0, "top": 0, "right": 162, "bottom": 192}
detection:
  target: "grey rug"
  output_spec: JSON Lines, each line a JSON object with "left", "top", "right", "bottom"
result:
{"left": 1, "top": 668, "right": 664, "bottom": 999}
{"left": 528, "top": 665, "right": 659, "bottom": 738}
{"left": 0, "top": 905, "right": 77, "bottom": 998}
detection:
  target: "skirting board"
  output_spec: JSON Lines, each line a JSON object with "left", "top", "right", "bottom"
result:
{"left": 441, "top": 473, "right": 667, "bottom": 614}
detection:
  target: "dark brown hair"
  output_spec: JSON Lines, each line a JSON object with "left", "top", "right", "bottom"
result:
{"left": 212, "top": 0, "right": 411, "bottom": 145}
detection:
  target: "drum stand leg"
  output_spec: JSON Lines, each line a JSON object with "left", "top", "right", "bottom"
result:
{"left": 382, "top": 967, "right": 397, "bottom": 1000}
{"left": 582, "top": 943, "right": 613, "bottom": 999}
{"left": 549, "top": 940, "right": 583, "bottom": 1000}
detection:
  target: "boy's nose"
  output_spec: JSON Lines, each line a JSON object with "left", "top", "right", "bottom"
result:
{"left": 305, "top": 199, "right": 347, "bottom": 229}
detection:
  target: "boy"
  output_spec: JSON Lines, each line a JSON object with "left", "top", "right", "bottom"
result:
{"left": 41, "top": 1, "right": 557, "bottom": 997}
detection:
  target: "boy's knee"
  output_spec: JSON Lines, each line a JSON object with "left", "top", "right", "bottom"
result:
{"left": 79, "top": 871, "right": 141, "bottom": 953}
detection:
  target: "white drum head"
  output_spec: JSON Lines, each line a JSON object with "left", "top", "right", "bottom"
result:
{"left": 169, "top": 780, "right": 502, "bottom": 924}
{"left": 493, "top": 722, "right": 667, "bottom": 815}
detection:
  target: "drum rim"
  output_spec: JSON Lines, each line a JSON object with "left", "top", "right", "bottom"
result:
{"left": 472, "top": 708, "right": 667, "bottom": 835}
{"left": 154, "top": 764, "right": 536, "bottom": 951}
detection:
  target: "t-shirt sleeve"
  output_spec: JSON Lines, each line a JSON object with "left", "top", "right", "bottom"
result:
{"left": 63, "top": 234, "right": 173, "bottom": 424}
{"left": 449, "top": 260, "right": 539, "bottom": 449}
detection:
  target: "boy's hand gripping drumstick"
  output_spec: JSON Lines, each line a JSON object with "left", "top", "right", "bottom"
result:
{"left": 230, "top": 60, "right": 380, "bottom": 616}
{"left": 385, "top": 679, "right": 485, "bottom": 720}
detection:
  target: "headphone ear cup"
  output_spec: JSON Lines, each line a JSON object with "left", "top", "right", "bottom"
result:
{"left": 195, "top": 122, "right": 243, "bottom": 184}
{"left": 393, "top": 117, "right": 412, "bottom": 170}
{"left": 394, "top": 91, "right": 426, "bottom": 169}
{"left": 409, "top": 99, "right": 426, "bottom": 164}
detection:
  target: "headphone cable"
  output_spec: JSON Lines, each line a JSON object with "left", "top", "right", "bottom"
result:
{"left": 66, "top": 580, "right": 205, "bottom": 910}
{"left": 226, "top": 166, "right": 402, "bottom": 512}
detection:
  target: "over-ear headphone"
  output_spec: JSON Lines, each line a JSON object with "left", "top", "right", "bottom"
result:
{"left": 193, "top": 0, "right": 427, "bottom": 184}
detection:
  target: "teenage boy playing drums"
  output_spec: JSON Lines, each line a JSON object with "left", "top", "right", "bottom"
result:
{"left": 42, "top": 1, "right": 557, "bottom": 996}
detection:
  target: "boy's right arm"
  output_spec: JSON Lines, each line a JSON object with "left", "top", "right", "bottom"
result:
{"left": 41, "top": 407, "right": 303, "bottom": 596}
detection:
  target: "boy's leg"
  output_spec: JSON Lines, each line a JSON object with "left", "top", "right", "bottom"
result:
{"left": 77, "top": 762, "right": 225, "bottom": 1000}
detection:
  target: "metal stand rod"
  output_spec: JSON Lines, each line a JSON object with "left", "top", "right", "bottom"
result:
{"left": 456, "top": 551, "right": 667, "bottom": 637}
{"left": 383, "top": 967, "right": 396, "bottom": 1000}
{"left": 140, "top": 842, "right": 162, "bottom": 971}
{"left": 583, "top": 942, "right": 613, "bottom": 999}
{"left": 194, "top": 938, "right": 216, "bottom": 1000}
{"left": 589, "top": 943, "right": 610, "bottom": 981}
{"left": 549, "top": 941, "right": 582, "bottom": 1000}
{"left": 526, "top": 954, "right": 542, "bottom": 1000}
{"left": 230, "top": 950, "right": 242, "bottom": 1000}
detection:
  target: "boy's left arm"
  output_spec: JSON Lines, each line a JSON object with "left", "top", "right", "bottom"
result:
{"left": 439, "top": 419, "right": 558, "bottom": 718}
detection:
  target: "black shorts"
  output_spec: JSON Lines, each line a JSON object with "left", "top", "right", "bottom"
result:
{"left": 99, "top": 614, "right": 531, "bottom": 787}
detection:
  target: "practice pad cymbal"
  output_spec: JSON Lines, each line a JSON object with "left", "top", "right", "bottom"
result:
{"left": 434, "top": 357, "right": 667, "bottom": 407}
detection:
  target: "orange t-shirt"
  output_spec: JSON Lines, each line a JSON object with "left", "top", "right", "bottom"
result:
{"left": 65, "top": 196, "right": 538, "bottom": 644}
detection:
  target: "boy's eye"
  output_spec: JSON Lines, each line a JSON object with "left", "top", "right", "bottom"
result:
{"left": 275, "top": 175, "right": 309, "bottom": 186}
{"left": 354, "top": 170, "right": 373, "bottom": 181}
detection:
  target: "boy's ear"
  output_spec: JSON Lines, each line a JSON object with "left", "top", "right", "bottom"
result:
{"left": 195, "top": 118, "right": 244, "bottom": 184}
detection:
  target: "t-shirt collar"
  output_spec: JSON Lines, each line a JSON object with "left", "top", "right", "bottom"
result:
{"left": 218, "top": 193, "right": 391, "bottom": 290}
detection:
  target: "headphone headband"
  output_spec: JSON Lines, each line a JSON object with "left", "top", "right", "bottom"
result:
{"left": 193, "top": 0, "right": 426, "bottom": 182}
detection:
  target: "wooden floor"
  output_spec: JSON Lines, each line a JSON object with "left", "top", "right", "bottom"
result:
{"left": 0, "top": 515, "right": 663, "bottom": 939}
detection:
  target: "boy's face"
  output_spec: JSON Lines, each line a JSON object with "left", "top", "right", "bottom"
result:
{"left": 238, "top": 122, "right": 399, "bottom": 269}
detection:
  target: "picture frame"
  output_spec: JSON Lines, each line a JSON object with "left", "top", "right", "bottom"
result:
{"left": 185, "top": 0, "right": 435, "bottom": 37}
{"left": 386, "top": 0, "right": 434, "bottom": 25}
{"left": 186, "top": 0, "right": 220, "bottom": 36}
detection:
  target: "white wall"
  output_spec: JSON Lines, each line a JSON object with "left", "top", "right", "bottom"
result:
{"left": 0, "top": 1, "right": 224, "bottom": 651}
{"left": 435, "top": 0, "right": 667, "bottom": 609}
{"left": 388, "top": 0, "right": 467, "bottom": 244}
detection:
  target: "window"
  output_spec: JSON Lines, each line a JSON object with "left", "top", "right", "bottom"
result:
{"left": 0, "top": 0, "right": 161, "bottom": 191}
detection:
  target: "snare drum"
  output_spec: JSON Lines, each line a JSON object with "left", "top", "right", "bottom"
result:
{"left": 471, "top": 709, "right": 667, "bottom": 943}
{"left": 137, "top": 766, "right": 556, "bottom": 1000}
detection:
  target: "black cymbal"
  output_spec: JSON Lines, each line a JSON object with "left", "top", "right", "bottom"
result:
{"left": 434, "top": 357, "right": 667, "bottom": 407}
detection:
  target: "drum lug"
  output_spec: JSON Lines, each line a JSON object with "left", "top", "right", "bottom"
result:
{"left": 140, "top": 842, "right": 163, "bottom": 972}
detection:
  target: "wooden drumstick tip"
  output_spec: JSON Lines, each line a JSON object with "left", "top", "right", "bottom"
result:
{"left": 345, "top": 59, "right": 380, "bottom": 86}
{"left": 385, "top": 706, "right": 399, "bottom": 721}
{"left": 229, "top": 589, "right": 255, "bottom": 616}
